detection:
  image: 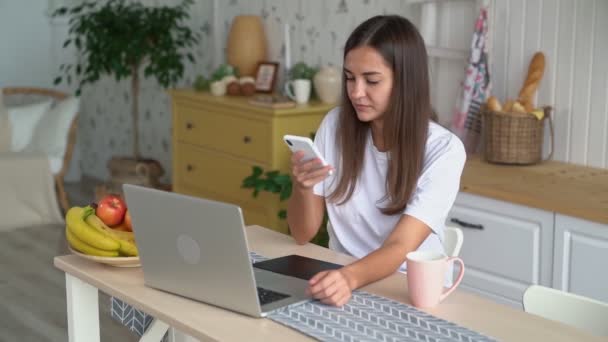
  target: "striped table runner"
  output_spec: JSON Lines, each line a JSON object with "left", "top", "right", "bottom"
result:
{"left": 111, "top": 253, "right": 496, "bottom": 341}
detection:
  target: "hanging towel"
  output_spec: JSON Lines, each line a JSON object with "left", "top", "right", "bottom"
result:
{"left": 451, "top": 5, "right": 491, "bottom": 153}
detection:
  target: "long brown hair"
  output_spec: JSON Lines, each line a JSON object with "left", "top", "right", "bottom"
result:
{"left": 329, "top": 15, "right": 432, "bottom": 215}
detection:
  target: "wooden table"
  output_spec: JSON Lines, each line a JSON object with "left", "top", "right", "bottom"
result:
{"left": 54, "top": 226, "right": 603, "bottom": 342}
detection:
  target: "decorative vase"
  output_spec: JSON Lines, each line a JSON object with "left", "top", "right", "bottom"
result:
{"left": 313, "top": 66, "right": 342, "bottom": 104}
{"left": 226, "top": 15, "right": 268, "bottom": 77}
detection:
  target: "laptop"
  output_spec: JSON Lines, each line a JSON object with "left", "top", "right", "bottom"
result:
{"left": 123, "top": 184, "right": 310, "bottom": 317}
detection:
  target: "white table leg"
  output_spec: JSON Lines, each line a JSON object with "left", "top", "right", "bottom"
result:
{"left": 139, "top": 319, "right": 170, "bottom": 342}
{"left": 167, "top": 328, "right": 200, "bottom": 342}
{"left": 65, "top": 273, "right": 100, "bottom": 342}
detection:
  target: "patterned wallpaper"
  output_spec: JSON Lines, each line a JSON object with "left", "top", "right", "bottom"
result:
{"left": 217, "top": 0, "right": 419, "bottom": 85}
{"left": 76, "top": 0, "right": 419, "bottom": 182}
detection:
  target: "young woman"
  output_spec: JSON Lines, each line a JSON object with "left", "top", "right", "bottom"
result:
{"left": 286, "top": 15, "right": 466, "bottom": 307}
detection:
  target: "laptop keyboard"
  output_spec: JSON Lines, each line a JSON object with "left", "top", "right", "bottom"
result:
{"left": 257, "top": 287, "right": 290, "bottom": 306}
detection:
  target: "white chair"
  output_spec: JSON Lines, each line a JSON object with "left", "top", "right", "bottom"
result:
{"left": 523, "top": 285, "right": 608, "bottom": 336}
{"left": 443, "top": 226, "right": 463, "bottom": 257}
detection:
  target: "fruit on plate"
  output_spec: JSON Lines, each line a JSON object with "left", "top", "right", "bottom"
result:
{"left": 112, "top": 222, "right": 132, "bottom": 232}
{"left": 85, "top": 212, "right": 138, "bottom": 256}
{"left": 65, "top": 206, "right": 138, "bottom": 257}
{"left": 65, "top": 227, "right": 119, "bottom": 257}
{"left": 96, "top": 194, "right": 127, "bottom": 226}
{"left": 66, "top": 207, "right": 121, "bottom": 251}
{"left": 124, "top": 210, "right": 133, "bottom": 231}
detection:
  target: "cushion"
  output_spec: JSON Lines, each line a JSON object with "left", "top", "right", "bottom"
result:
{"left": 7, "top": 100, "right": 53, "bottom": 152}
{"left": 0, "top": 91, "right": 10, "bottom": 152}
{"left": 24, "top": 96, "right": 80, "bottom": 171}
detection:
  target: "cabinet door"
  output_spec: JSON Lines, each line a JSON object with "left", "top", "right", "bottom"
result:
{"left": 553, "top": 214, "right": 608, "bottom": 302}
{"left": 446, "top": 193, "right": 554, "bottom": 308}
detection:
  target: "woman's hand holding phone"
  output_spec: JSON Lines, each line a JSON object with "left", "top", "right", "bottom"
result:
{"left": 283, "top": 135, "right": 333, "bottom": 190}
{"left": 290, "top": 151, "right": 334, "bottom": 190}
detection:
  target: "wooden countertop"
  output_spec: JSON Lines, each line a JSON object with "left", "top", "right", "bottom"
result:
{"left": 461, "top": 155, "right": 608, "bottom": 225}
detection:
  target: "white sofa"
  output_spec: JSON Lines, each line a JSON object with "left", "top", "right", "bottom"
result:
{"left": 0, "top": 87, "right": 79, "bottom": 231}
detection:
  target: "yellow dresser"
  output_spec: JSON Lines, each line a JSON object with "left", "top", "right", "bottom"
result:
{"left": 170, "top": 90, "right": 334, "bottom": 234}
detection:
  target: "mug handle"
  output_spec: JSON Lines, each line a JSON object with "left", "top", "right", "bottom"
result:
{"left": 284, "top": 81, "right": 296, "bottom": 101}
{"left": 439, "top": 257, "right": 465, "bottom": 302}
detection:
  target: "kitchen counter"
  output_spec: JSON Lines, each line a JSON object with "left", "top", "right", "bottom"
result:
{"left": 460, "top": 155, "right": 608, "bottom": 225}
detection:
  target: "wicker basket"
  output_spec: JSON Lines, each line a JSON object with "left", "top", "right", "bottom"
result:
{"left": 481, "top": 106, "right": 554, "bottom": 165}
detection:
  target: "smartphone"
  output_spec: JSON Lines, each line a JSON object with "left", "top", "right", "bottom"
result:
{"left": 283, "top": 134, "right": 333, "bottom": 174}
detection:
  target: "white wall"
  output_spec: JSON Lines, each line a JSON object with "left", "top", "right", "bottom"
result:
{"left": 425, "top": 0, "right": 608, "bottom": 168}
{"left": 491, "top": 0, "right": 608, "bottom": 168}
{"left": 0, "top": 0, "right": 82, "bottom": 181}
{"left": 0, "top": 1, "right": 54, "bottom": 87}
{"left": 423, "top": 1, "right": 477, "bottom": 129}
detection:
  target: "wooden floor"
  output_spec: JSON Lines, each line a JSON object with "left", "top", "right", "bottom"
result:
{"left": 0, "top": 179, "right": 138, "bottom": 342}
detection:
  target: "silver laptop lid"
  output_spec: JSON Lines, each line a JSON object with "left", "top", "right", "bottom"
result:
{"left": 123, "top": 184, "right": 262, "bottom": 317}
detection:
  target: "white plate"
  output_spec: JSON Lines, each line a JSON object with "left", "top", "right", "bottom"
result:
{"left": 69, "top": 247, "right": 141, "bottom": 267}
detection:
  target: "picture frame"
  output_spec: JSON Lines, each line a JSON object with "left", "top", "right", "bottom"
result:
{"left": 254, "top": 61, "right": 279, "bottom": 93}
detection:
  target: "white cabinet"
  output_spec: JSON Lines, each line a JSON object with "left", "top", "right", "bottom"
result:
{"left": 446, "top": 193, "right": 554, "bottom": 308}
{"left": 553, "top": 214, "right": 608, "bottom": 303}
{"left": 449, "top": 193, "right": 608, "bottom": 308}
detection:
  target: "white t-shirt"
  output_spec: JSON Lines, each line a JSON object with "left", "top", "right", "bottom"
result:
{"left": 313, "top": 107, "right": 466, "bottom": 272}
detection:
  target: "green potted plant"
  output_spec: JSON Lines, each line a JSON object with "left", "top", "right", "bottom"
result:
{"left": 241, "top": 132, "right": 329, "bottom": 247}
{"left": 288, "top": 62, "right": 318, "bottom": 81}
{"left": 193, "top": 64, "right": 238, "bottom": 92}
{"left": 242, "top": 166, "right": 329, "bottom": 247}
{"left": 53, "top": 0, "right": 200, "bottom": 188}
{"left": 288, "top": 62, "right": 319, "bottom": 100}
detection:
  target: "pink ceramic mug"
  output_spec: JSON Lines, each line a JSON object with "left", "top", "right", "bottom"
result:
{"left": 406, "top": 251, "right": 465, "bottom": 308}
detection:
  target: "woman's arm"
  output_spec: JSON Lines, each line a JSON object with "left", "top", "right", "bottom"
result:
{"left": 343, "top": 215, "right": 430, "bottom": 288}
{"left": 307, "top": 214, "right": 430, "bottom": 305}
{"left": 287, "top": 185, "right": 325, "bottom": 244}
{"left": 287, "top": 151, "right": 333, "bottom": 244}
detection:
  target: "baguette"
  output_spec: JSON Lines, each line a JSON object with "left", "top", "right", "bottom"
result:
{"left": 518, "top": 52, "right": 545, "bottom": 107}
{"left": 521, "top": 99, "right": 534, "bottom": 112}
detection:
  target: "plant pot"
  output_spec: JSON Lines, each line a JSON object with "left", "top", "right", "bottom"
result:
{"left": 105, "top": 156, "right": 164, "bottom": 194}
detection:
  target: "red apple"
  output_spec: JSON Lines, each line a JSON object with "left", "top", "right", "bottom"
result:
{"left": 96, "top": 194, "right": 127, "bottom": 226}
{"left": 123, "top": 210, "right": 133, "bottom": 231}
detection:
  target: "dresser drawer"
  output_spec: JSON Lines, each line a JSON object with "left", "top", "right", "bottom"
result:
{"left": 176, "top": 105, "right": 271, "bottom": 163}
{"left": 175, "top": 143, "right": 278, "bottom": 207}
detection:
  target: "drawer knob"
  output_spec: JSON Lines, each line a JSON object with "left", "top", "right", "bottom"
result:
{"left": 186, "top": 122, "right": 194, "bottom": 130}
{"left": 450, "top": 218, "right": 484, "bottom": 230}
{"left": 243, "top": 136, "right": 252, "bottom": 144}
{"left": 186, "top": 164, "right": 194, "bottom": 172}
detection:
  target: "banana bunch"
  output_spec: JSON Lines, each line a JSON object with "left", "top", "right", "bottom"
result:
{"left": 65, "top": 206, "right": 138, "bottom": 257}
